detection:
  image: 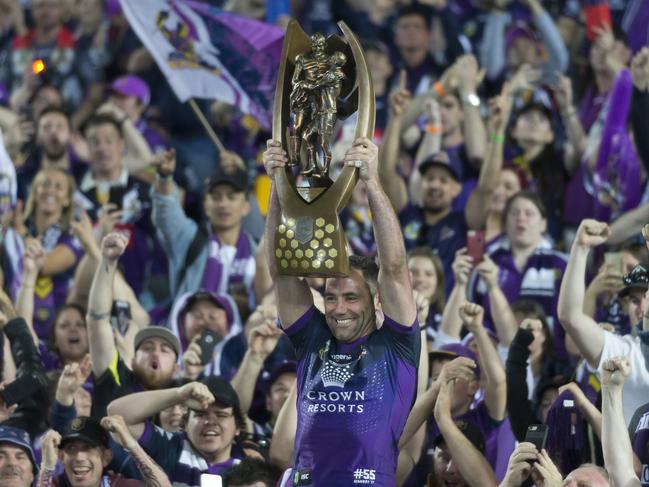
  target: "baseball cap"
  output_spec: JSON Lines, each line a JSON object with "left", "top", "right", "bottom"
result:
{"left": 201, "top": 376, "right": 241, "bottom": 412}
{"left": 505, "top": 22, "right": 538, "bottom": 50}
{"left": 429, "top": 343, "right": 480, "bottom": 379}
{"left": 205, "top": 166, "right": 249, "bottom": 193}
{"left": 110, "top": 75, "right": 150, "bottom": 106}
{"left": 619, "top": 264, "right": 649, "bottom": 298}
{"left": 433, "top": 419, "right": 485, "bottom": 453}
{"left": 134, "top": 326, "right": 181, "bottom": 357}
{"left": 418, "top": 153, "right": 460, "bottom": 181}
{"left": 60, "top": 417, "right": 109, "bottom": 449}
{"left": 0, "top": 426, "right": 37, "bottom": 472}
{"left": 184, "top": 291, "right": 233, "bottom": 328}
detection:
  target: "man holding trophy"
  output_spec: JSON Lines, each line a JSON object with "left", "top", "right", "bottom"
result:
{"left": 262, "top": 20, "right": 420, "bottom": 485}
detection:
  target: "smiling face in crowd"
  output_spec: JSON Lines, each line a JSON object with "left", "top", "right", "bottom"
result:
{"left": 0, "top": 444, "right": 33, "bottom": 487}
{"left": 53, "top": 306, "right": 88, "bottom": 363}
{"left": 186, "top": 403, "right": 239, "bottom": 464}
{"left": 60, "top": 439, "right": 112, "bottom": 487}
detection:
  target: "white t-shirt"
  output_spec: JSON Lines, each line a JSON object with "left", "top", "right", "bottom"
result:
{"left": 597, "top": 332, "right": 649, "bottom": 424}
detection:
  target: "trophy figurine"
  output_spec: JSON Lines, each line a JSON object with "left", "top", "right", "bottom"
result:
{"left": 272, "top": 20, "right": 375, "bottom": 277}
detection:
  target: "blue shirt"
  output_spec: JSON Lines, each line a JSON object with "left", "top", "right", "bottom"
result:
{"left": 399, "top": 205, "right": 467, "bottom": 296}
{"left": 283, "top": 306, "right": 420, "bottom": 486}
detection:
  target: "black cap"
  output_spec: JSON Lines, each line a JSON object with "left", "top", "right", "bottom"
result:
{"left": 205, "top": 166, "right": 249, "bottom": 193}
{"left": 619, "top": 263, "right": 649, "bottom": 298}
{"left": 418, "top": 153, "right": 460, "bottom": 181}
{"left": 201, "top": 376, "right": 241, "bottom": 411}
{"left": 433, "top": 419, "right": 485, "bottom": 453}
{"left": 61, "top": 417, "right": 109, "bottom": 449}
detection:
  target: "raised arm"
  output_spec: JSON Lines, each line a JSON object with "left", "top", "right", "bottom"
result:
{"left": 107, "top": 382, "right": 215, "bottom": 440}
{"left": 476, "top": 256, "right": 518, "bottom": 346}
{"left": 460, "top": 303, "right": 506, "bottom": 421}
{"left": 456, "top": 55, "right": 487, "bottom": 168}
{"left": 434, "top": 379, "right": 497, "bottom": 487}
{"left": 553, "top": 74, "right": 586, "bottom": 173}
{"left": 345, "top": 137, "right": 416, "bottom": 325}
{"left": 465, "top": 90, "right": 511, "bottom": 229}
{"left": 230, "top": 322, "right": 282, "bottom": 416}
{"left": 87, "top": 233, "right": 127, "bottom": 376}
{"left": 102, "top": 415, "right": 173, "bottom": 487}
{"left": 439, "top": 249, "right": 473, "bottom": 340}
{"left": 557, "top": 219, "right": 608, "bottom": 368}
{"left": 558, "top": 382, "right": 602, "bottom": 439}
{"left": 398, "top": 357, "right": 476, "bottom": 448}
{"left": 379, "top": 73, "right": 410, "bottom": 214}
{"left": 269, "top": 381, "right": 297, "bottom": 470}
{"left": 14, "top": 239, "right": 44, "bottom": 344}
{"left": 601, "top": 357, "right": 640, "bottom": 487}
{"left": 262, "top": 140, "right": 313, "bottom": 328}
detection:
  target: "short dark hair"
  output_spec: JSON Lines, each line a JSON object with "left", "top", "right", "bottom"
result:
{"left": 511, "top": 299, "right": 554, "bottom": 359}
{"left": 84, "top": 113, "right": 123, "bottom": 138}
{"left": 503, "top": 190, "right": 547, "bottom": 224}
{"left": 222, "top": 458, "right": 282, "bottom": 487}
{"left": 349, "top": 255, "right": 379, "bottom": 296}
{"left": 396, "top": 3, "right": 431, "bottom": 28}
{"left": 38, "top": 105, "right": 70, "bottom": 127}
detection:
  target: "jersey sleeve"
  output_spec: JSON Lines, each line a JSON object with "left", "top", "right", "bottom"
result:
{"left": 380, "top": 314, "right": 420, "bottom": 367}
{"left": 281, "top": 306, "right": 331, "bottom": 361}
{"left": 137, "top": 421, "right": 183, "bottom": 473}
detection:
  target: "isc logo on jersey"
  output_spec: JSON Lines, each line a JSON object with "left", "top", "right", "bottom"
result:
{"left": 352, "top": 468, "right": 376, "bottom": 484}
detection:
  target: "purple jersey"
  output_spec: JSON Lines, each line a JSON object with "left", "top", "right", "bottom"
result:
{"left": 283, "top": 306, "right": 419, "bottom": 486}
{"left": 467, "top": 236, "right": 568, "bottom": 358}
{"left": 629, "top": 402, "right": 649, "bottom": 485}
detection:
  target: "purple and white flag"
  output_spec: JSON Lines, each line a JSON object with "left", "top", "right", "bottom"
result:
{"left": 120, "top": 0, "right": 284, "bottom": 128}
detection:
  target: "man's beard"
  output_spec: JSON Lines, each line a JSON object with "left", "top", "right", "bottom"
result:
{"left": 134, "top": 364, "right": 174, "bottom": 390}
{"left": 43, "top": 142, "right": 67, "bottom": 161}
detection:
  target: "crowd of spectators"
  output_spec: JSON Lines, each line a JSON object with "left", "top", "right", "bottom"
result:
{"left": 0, "top": 0, "right": 649, "bottom": 486}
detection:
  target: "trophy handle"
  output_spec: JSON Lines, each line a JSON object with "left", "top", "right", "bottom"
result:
{"left": 329, "top": 21, "right": 375, "bottom": 212}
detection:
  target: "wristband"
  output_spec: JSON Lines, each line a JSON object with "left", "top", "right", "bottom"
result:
{"left": 489, "top": 133, "right": 505, "bottom": 143}
{"left": 433, "top": 81, "right": 446, "bottom": 99}
{"left": 424, "top": 123, "right": 441, "bottom": 135}
{"left": 156, "top": 172, "right": 173, "bottom": 182}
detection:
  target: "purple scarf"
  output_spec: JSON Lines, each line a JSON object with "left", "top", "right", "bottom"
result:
{"left": 200, "top": 230, "right": 255, "bottom": 295}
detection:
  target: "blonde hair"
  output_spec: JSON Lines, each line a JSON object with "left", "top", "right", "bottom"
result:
{"left": 23, "top": 167, "right": 76, "bottom": 231}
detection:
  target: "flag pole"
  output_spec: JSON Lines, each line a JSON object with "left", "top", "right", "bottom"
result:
{"left": 187, "top": 98, "right": 226, "bottom": 154}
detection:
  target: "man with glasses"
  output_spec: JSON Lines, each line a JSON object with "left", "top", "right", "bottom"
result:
{"left": 107, "top": 377, "right": 244, "bottom": 486}
{"left": 558, "top": 219, "right": 649, "bottom": 424}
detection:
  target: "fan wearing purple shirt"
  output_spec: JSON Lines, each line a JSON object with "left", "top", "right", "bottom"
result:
{"left": 263, "top": 137, "right": 420, "bottom": 486}
{"left": 13, "top": 167, "right": 83, "bottom": 340}
{"left": 467, "top": 191, "right": 568, "bottom": 358}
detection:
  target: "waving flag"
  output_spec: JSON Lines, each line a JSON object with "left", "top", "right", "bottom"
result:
{"left": 120, "top": 0, "right": 284, "bottom": 129}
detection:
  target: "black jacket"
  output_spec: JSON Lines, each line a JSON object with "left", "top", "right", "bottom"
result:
{"left": 1, "top": 317, "right": 49, "bottom": 437}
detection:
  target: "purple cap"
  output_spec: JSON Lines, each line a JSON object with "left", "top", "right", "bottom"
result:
{"left": 110, "top": 75, "right": 150, "bottom": 106}
{"left": 506, "top": 21, "right": 538, "bottom": 50}
{"left": 0, "top": 426, "right": 37, "bottom": 472}
{"left": 429, "top": 343, "right": 480, "bottom": 379}
{"left": 184, "top": 291, "right": 234, "bottom": 329}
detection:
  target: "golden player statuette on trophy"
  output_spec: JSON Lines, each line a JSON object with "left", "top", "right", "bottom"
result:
{"left": 272, "top": 20, "right": 375, "bottom": 277}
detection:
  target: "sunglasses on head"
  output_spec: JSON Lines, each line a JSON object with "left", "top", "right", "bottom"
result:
{"left": 623, "top": 265, "right": 649, "bottom": 286}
